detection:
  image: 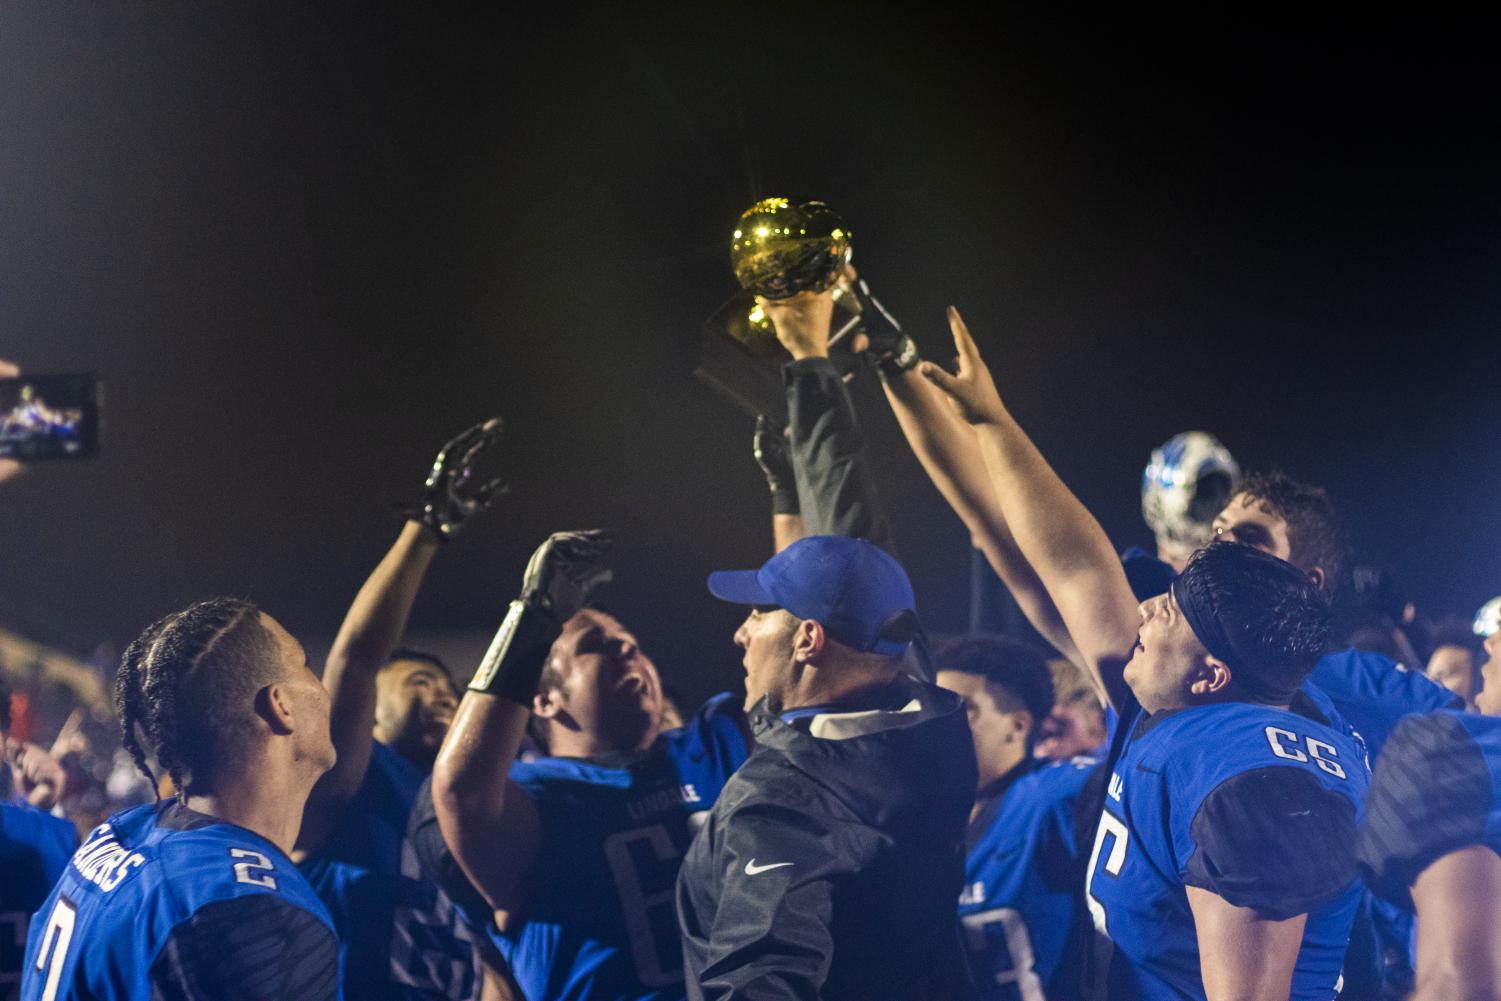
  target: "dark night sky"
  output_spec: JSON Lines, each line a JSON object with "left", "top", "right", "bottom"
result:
{"left": 1, "top": 7, "right": 1496, "bottom": 710}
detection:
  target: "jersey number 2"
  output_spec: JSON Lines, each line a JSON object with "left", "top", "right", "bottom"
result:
{"left": 230, "top": 848, "right": 279, "bottom": 890}
{"left": 32, "top": 897, "right": 76, "bottom": 1001}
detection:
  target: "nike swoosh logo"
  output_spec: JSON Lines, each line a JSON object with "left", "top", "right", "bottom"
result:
{"left": 744, "top": 859, "right": 794, "bottom": 875}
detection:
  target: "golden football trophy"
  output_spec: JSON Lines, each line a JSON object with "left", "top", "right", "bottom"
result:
{"left": 696, "top": 198, "right": 903, "bottom": 418}
{"left": 730, "top": 198, "right": 851, "bottom": 300}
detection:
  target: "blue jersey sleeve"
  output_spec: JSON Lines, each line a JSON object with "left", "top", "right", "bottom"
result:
{"left": 1358, "top": 711, "right": 1501, "bottom": 908}
{"left": 674, "top": 691, "right": 750, "bottom": 774}
{"left": 1309, "top": 649, "right": 1460, "bottom": 760}
{"left": 0, "top": 802, "right": 76, "bottom": 901}
{"left": 1184, "top": 766, "right": 1360, "bottom": 919}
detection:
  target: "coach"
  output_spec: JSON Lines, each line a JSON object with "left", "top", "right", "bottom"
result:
{"left": 676, "top": 535, "right": 977, "bottom": 1000}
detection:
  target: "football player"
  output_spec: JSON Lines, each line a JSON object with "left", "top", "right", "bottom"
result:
{"left": 22, "top": 599, "right": 339, "bottom": 1000}
{"left": 921, "top": 308, "right": 1368, "bottom": 1000}
{"left": 1422, "top": 620, "right": 1479, "bottom": 706}
{"left": 1357, "top": 622, "right": 1501, "bottom": 1001}
{"left": 937, "top": 634, "right": 1095, "bottom": 1000}
{"left": 421, "top": 531, "right": 750, "bottom": 1001}
{"left": 877, "top": 316, "right": 1455, "bottom": 756}
{"left": 1210, "top": 472, "right": 1457, "bottom": 757}
{"left": 1, "top": 673, "right": 75, "bottom": 1001}
{"left": 296, "top": 421, "right": 504, "bottom": 1001}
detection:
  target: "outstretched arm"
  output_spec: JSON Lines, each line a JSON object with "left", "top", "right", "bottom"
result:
{"left": 760, "top": 288, "right": 896, "bottom": 552}
{"left": 296, "top": 520, "right": 441, "bottom": 856}
{"left": 297, "top": 420, "right": 506, "bottom": 858}
{"left": 433, "top": 530, "right": 611, "bottom": 923}
{"left": 920, "top": 308, "right": 1138, "bottom": 711}
{"left": 879, "top": 366, "right": 1082, "bottom": 666}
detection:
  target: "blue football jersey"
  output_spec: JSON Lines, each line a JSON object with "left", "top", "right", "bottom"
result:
{"left": 1085, "top": 694, "right": 1369, "bottom": 1001}
{"left": 21, "top": 799, "right": 340, "bottom": 1001}
{"left": 1, "top": 803, "right": 75, "bottom": 1001}
{"left": 301, "top": 740, "right": 481, "bottom": 1001}
{"left": 1358, "top": 710, "right": 1501, "bottom": 907}
{"left": 495, "top": 691, "right": 749, "bottom": 1001}
{"left": 960, "top": 757, "right": 1095, "bottom": 1001}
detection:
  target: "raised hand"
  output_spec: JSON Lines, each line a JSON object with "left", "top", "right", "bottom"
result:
{"left": 759, "top": 289, "right": 836, "bottom": 361}
{"left": 5, "top": 738, "right": 67, "bottom": 811}
{"left": 414, "top": 418, "right": 507, "bottom": 540}
{"left": 521, "top": 529, "right": 614, "bottom": 622}
{"left": 752, "top": 415, "right": 794, "bottom": 497}
{"left": 918, "top": 307, "right": 1007, "bottom": 426}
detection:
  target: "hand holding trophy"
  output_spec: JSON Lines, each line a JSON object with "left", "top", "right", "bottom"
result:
{"left": 694, "top": 198, "right": 917, "bottom": 419}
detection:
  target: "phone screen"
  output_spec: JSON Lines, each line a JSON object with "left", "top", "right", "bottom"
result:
{"left": 0, "top": 374, "right": 100, "bottom": 460}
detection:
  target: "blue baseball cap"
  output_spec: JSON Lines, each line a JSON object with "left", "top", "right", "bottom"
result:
{"left": 706, "top": 536, "right": 917, "bottom": 656}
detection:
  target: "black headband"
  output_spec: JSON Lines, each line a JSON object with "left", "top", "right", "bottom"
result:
{"left": 1170, "top": 572, "right": 1296, "bottom": 704}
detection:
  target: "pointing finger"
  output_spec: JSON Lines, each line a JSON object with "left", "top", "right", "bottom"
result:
{"left": 947, "top": 306, "right": 982, "bottom": 370}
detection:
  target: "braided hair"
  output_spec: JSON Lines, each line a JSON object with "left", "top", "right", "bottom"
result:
{"left": 115, "top": 597, "right": 281, "bottom": 796}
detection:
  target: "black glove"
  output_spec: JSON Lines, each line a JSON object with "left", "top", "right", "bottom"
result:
{"left": 411, "top": 419, "right": 507, "bottom": 540}
{"left": 753, "top": 415, "right": 799, "bottom": 516}
{"left": 521, "top": 529, "right": 614, "bottom": 622}
{"left": 847, "top": 278, "right": 920, "bottom": 379}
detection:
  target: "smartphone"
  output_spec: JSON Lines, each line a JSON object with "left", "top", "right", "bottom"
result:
{"left": 0, "top": 374, "right": 100, "bottom": 460}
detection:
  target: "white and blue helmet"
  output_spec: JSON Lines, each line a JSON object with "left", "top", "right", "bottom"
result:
{"left": 1142, "top": 431, "right": 1242, "bottom": 558}
{"left": 1475, "top": 596, "right": 1501, "bottom": 639}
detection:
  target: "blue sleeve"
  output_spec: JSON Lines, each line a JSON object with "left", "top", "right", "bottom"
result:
{"left": 683, "top": 692, "right": 751, "bottom": 771}
{"left": 1358, "top": 712, "right": 1501, "bottom": 908}
{"left": 1309, "top": 649, "right": 1460, "bottom": 759}
{"left": 1184, "top": 766, "right": 1359, "bottom": 919}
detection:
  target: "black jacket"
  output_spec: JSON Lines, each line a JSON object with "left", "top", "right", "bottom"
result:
{"left": 676, "top": 676, "right": 977, "bottom": 1001}
{"left": 784, "top": 356, "right": 896, "bottom": 554}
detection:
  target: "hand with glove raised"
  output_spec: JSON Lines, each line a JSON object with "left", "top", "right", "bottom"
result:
{"left": 519, "top": 529, "right": 615, "bottom": 622}
{"left": 753, "top": 415, "right": 799, "bottom": 516}
{"left": 469, "top": 529, "right": 615, "bottom": 704}
{"left": 840, "top": 266, "right": 921, "bottom": 379}
{"left": 411, "top": 418, "right": 507, "bottom": 541}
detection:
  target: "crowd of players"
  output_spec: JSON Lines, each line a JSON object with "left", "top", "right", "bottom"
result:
{"left": 1, "top": 280, "right": 1498, "bottom": 1001}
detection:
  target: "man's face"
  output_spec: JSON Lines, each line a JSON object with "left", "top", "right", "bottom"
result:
{"left": 1033, "top": 691, "right": 1108, "bottom": 760}
{"left": 545, "top": 610, "right": 664, "bottom": 752}
{"left": 375, "top": 658, "right": 458, "bottom": 765}
{"left": 1211, "top": 492, "right": 1294, "bottom": 562}
{"left": 1474, "top": 633, "right": 1501, "bottom": 716}
{"left": 733, "top": 607, "right": 799, "bottom": 712}
{"left": 262, "top": 613, "right": 337, "bottom": 776}
{"left": 1426, "top": 645, "right": 1477, "bottom": 704}
{"left": 936, "top": 670, "right": 1030, "bottom": 787}
{"left": 1122, "top": 591, "right": 1212, "bottom": 713}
